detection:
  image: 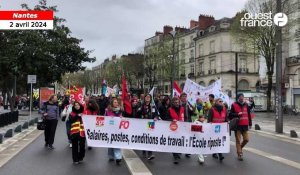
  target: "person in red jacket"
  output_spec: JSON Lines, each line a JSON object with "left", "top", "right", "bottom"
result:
{"left": 167, "top": 97, "right": 185, "bottom": 164}
{"left": 207, "top": 98, "right": 228, "bottom": 161}
{"left": 83, "top": 99, "right": 99, "bottom": 115}
{"left": 229, "top": 93, "right": 252, "bottom": 161}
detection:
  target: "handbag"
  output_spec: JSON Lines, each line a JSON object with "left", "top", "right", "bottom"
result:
{"left": 37, "top": 118, "right": 46, "bottom": 130}
{"left": 229, "top": 117, "right": 239, "bottom": 130}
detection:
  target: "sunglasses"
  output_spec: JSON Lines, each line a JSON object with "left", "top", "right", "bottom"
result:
{"left": 218, "top": 101, "right": 223, "bottom": 103}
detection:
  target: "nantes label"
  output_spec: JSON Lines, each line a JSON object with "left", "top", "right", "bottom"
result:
{"left": 0, "top": 10, "right": 53, "bottom": 30}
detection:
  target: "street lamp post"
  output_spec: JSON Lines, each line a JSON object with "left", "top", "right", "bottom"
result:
{"left": 169, "top": 31, "right": 176, "bottom": 97}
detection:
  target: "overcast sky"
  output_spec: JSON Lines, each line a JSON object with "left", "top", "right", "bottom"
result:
{"left": 0, "top": 0, "right": 247, "bottom": 68}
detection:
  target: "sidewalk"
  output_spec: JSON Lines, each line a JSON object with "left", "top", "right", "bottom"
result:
{"left": 0, "top": 108, "right": 40, "bottom": 144}
{"left": 252, "top": 112, "right": 300, "bottom": 140}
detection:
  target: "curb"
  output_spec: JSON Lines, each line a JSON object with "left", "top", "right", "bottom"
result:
{"left": 122, "top": 149, "right": 152, "bottom": 175}
{"left": 250, "top": 129, "right": 300, "bottom": 145}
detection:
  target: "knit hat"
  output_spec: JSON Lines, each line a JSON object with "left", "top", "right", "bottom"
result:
{"left": 237, "top": 93, "right": 244, "bottom": 99}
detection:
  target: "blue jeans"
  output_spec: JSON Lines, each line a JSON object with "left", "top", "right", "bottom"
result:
{"left": 108, "top": 148, "right": 122, "bottom": 160}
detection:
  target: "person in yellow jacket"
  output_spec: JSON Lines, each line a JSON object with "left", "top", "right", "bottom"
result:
{"left": 191, "top": 98, "right": 204, "bottom": 122}
{"left": 203, "top": 94, "right": 215, "bottom": 118}
{"left": 69, "top": 101, "right": 85, "bottom": 165}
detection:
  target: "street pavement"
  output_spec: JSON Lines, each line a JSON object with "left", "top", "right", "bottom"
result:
{"left": 0, "top": 111, "right": 300, "bottom": 175}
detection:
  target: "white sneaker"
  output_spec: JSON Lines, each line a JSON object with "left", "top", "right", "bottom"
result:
{"left": 69, "top": 143, "right": 72, "bottom": 148}
{"left": 198, "top": 154, "right": 204, "bottom": 164}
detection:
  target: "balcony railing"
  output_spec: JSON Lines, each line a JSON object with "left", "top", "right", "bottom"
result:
{"left": 208, "top": 69, "right": 216, "bottom": 74}
{"left": 239, "top": 68, "right": 249, "bottom": 73}
{"left": 286, "top": 55, "right": 300, "bottom": 66}
{"left": 197, "top": 71, "right": 205, "bottom": 76}
{"left": 188, "top": 73, "right": 195, "bottom": 78}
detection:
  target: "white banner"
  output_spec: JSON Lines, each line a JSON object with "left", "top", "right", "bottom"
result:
{"left": 82, "top": 115, "right": 230, "bottom": 154}
{"left": 183, "top": 79, "right": 222, "bottom": 104}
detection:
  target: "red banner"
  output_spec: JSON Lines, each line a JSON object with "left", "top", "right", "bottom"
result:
{"left": 69, "top": 85, "right": 84, "bottom": 105}
{"left": 40, "top": 87, "right": 55, "bottom": 107}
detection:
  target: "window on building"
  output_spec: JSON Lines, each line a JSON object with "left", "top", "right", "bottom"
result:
{"left": 181, "top": 38, "right": 185, "bottom": 49}
{"left": 181, "top": 52, "right": 186, "bottom": 60}
{"left": 199, "top": 61, "right": 204, "bottom": 72}
{"left": 199, "top": 44, "right": 204, "bottom": 56}
{"left": 210, "top": 59, "right": 216, "bottom": 70}
{"left": 210, "top": 40, "right": 215, "bottom": 53}
{"left": 240, "top": 57, "right": 247, "bottom": 69}
{"left": 190, "top": 49, "right": 194, "bottom": 57}
{"left": 238, "top": 79, "right": 250, "bottom": 90}
{"left": 190, "top": 64, "right": 195, "bottom": 74}
{"left": 180, "top": 66, "right": 185, "bottom": 76}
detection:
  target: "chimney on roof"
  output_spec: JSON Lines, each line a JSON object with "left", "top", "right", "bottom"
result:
{"left": 163, "top": 25, "right": 173, "bottom": 35}
{"left": 175, "top": 26, "right": 188, "bottom": 33}
{"left": 190, "top": 20, "right": 198, "bottom": 29}
{"left": 155, "top": 31, "right": 163, "bottom": 36}
{"left": 198, "top": 14, "right": 215, "bottom": 30}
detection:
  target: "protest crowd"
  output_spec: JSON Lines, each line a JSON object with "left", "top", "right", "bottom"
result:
{"left": 40, "top": 79, "right": 253, "bottom": 166}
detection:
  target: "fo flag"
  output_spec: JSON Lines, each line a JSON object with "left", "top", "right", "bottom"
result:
{"left": 173, "top": 81, "right": 182, "bottom": 97}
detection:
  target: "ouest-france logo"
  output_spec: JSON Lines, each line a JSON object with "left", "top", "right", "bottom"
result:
{"left": 240, "top": 12, "right": 288, "bottom": 27}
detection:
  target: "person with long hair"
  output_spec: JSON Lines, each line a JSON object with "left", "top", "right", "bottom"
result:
{"left": 84, "top": 99, "right": 99, "bottom": 115}
{"left": 136, "top": 94, "right": 159, "bottom": 160}
{"left": 105, "top": 97, "right": 123, "bottom": 165}
{"left": 69, "top": 101, "right": 85, "bottom": 164}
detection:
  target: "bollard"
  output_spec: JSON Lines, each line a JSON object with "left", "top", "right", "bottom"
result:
{"left": 255, "top": 124, "right": 261, "bottom": 130}
{"left": 4, "top": 129, "right": 13, "bottom": 138}
{"left": 290, "top": 130, "right": 298, "bottom": 138}
{"left": 29, "top": 119, "right": 35, "bottom": 126}
{"left": 22, "top": 122, "right": 29, "bottom": 129}
{"left": 14, "top": 125, "right": 22, "bottom": 132}
{"left": 0, "top": 134, "right": 3, "bottom": 144}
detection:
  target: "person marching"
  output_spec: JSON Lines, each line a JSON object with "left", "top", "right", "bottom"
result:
{"left": 207, "top": 98, "right": 228, "bottom": 161}
{"left": 204, "top": 94, "right": 215, "bottom": 117}
{"left": 105, "top": 98, "right": 123, "bottom": 165}
{"left": 61, "top": 98, "right": 75, "bottom": 148}
{"left": 69, "top": 101, "right": 85, "bottom": 164}
{"left": 42, "top": 94, "right": 59, "bottom": 149}
{"left": 191, "top": 98, "right": 205, "bottom": 164}
{"left": 167, "top": 97, "right": 185, "bottom": 164}
{"left": 137, "top": 94, "right": 159, "bottom": 160}
{"left": 229, "top": 93, "right": 252, "bottom": 161}
{"left": 83, "top": 99, "right": 99, "bottom": 115}
{"left": 83, "top": 99, "right": 99, "bottom": 150}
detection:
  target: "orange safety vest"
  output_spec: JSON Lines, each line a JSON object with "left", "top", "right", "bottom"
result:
{"left": 169, "top": 107, "right": 184, "bottom": 121}
{"left": 70, "top": 112, "right": 85, "bottom": 137}
{"left": 232, "top": 102, "right": 249, "bottom": 126}
{"left": 211, "top": 107, "right": 227, "bottom": 123}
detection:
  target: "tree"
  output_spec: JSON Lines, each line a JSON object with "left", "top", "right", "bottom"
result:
{"left": 230, "top": 0, "right": 296, "bottom": 111}
{"left": 0, "top": 0, "right": 95, "bottom": 110}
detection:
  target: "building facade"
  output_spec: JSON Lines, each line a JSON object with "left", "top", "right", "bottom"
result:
{"left": 144, "top": 15, "right": 260, "bottom": 98}
{"left": 284, "top": 0, "right": 300, "bottom": 108}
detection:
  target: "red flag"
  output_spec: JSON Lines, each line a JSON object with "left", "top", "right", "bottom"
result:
{"left": 122, "top": 76, "right": 132, "bottom": 115}
{"left": 173, "top": 81, "right": 182, "bottom": 97}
